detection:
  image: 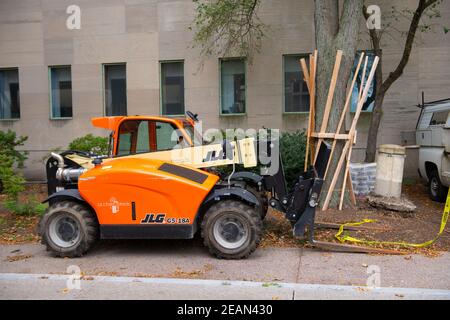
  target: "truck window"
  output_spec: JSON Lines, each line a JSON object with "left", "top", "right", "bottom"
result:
{"left": 155, "top": 121, "right": 180, "bottom": 151}
{"left": 117, "top": 132, "right": 131, "bottom": 156}
{"left": 430, "top": 111, "right": 449, "bottom": 125}
{"left": 117, "top": 119, "right": 184, "bottom": 155}
{"left": 136, "top": 121, "right": 150, "bottom": 153}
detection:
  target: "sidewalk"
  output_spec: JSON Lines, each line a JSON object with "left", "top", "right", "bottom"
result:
{"left": 1, "top": 240, "right": 449, "bottom": 291}
{"left": 1, "top": 273, "right": 449, "bottom": 300}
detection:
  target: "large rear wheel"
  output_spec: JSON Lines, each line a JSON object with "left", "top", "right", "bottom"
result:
{"left": 246, "top": 186, "right": 269, "bottom": 219}
{"left": 201, "top": 200, "right": 262, "bottom": 259}
{"left": 39, "top": 201, "right": 99, "bottom": 257}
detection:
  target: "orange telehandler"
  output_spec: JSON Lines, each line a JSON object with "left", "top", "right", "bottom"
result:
{"left": 39, "top": 111, "right": 330, "bottom": 259}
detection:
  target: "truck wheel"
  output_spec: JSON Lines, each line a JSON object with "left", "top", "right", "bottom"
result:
{"left": 246, "top": 186, "right": 269, "bottom": 219}
{"left": 39, "top": 201, "right": 99, "bottom": 257}
{"left": 201, "top": 200, "right": 262, "bottom": 259}
{"left": 428, "top": 170, "right": 447, "bottom": 202}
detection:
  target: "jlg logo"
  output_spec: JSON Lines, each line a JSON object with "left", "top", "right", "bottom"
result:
{"left": 141, "top": 213, "right": 166, "bottom": 224}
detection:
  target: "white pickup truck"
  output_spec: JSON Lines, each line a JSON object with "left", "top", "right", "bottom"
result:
{"left": 416, "top": 99, "right": 450, "bottom": 202}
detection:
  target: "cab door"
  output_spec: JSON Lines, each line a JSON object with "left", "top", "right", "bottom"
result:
{"left": 115, "top": 119, "right": 185, "bottom": 156}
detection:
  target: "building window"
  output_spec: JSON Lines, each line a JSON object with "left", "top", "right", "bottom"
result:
{"left": 161, "top": 61, "right": 185, "bottom": 116}
{"left": 284, "top": 55, "right": 310, "bottom": 113}
{"left": 104, "top": 64, "right": 127, "bottom": 116}
{"left": 220, "top": 59, "right": 246, "bottom": 114}
{"left": 50, "top": 66, "right": 72, "bottom": 118}
{"left": 350, "top": 51, "right": 377, "bottom": 112}
{"left": 0, "top": 68, "right": 20, "bottom": 120}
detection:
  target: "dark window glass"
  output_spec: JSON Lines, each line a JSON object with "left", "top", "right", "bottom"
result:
{"left": 0, "top": 69, "right": 20, "bottom": 119}
{"left": 430, "top": 111, "right": 449, "bottom": 125}
{"left": 161, "top": 62, "right": 184, "bottom": 116}
{"left": 117, "top": 120, "right": 183, "bottom": 156}
{"left": 104, "top": 64, "right": 127, "bottom": 116}
{"left": 284, "top": 55, "right": 310, "bottom": 112}
{"left": 220, "top": 59, "right": 245, "bottom": 114}
{"left": 50, "top": 66, "right": 72, "bottom": 118}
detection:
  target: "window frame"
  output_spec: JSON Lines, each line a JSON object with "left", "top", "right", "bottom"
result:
{"left": 102, "top": 62, "right": 127, "bottom": 117}
{"left": 219, "top": 57, "right": 247, "bottom": 116}
{"left": 159, "top": 60, "right": 186, "bottom": 117}
{"left": 429, "top": 110, "right": 450, "bottom": 127}
{"left": 48, "top": 65, "right": 73, "bottom": 120}
{"left": 0, "top": 67, "right": 20, "bottom": 121}
{"left": 282, "top": 53, "right": 311, "bottom": 115}
{"left": 115, "top": 118, "right": 183, "bottom": 156}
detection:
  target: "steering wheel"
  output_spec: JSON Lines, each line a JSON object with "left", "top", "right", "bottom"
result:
{"left": 186, "top": 110, "right": 199, "bottom": 122}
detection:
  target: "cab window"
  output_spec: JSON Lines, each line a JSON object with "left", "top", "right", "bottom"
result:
{"left": 116, "top": 119, "right": 183, "bottom": 156}
{"left": 430, "top": 111, "right": 449, "bottom": 126}
{"left": 156, "top": 121, "right": 179, "bottom": 151}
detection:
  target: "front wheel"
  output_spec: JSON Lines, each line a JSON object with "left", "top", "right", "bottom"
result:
{"left": 428, "top": 170, "right": 447, "bottom": 203}
{"left": 201, "top": 200, "right": 262, "bottom": 259}
{"left": 39, "top": 201, "right": 99, "bottom": 257}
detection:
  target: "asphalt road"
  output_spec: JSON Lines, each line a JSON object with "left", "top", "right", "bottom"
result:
{"left": 1, "top": 239, "right": 449, "bottom": 299}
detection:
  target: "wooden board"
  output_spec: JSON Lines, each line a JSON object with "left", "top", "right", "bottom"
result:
{"left": 322, "top": 56, "right": 380, "bottom": 210}
{"left": 314, "top": 50, "right": 343, "bottom": 165}
{"left": 309, "top": 50, "right": 317, "bottom": 165}
{"left": 323, "top": 53, "right": 365, "bottom": 179}
{"left": 312, "top": 241, "right": 405, "bottom": 255}
{"left": 301, "top": 51, "right": 317, "bottom": 171}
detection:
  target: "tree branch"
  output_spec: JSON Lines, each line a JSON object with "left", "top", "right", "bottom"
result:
{"left": 380, "top": 0, "right": 439, "bottom": 93}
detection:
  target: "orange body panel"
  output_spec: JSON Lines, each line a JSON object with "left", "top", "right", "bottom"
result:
{"left": 78, "top": 157, "right": 219, "bottom": 226}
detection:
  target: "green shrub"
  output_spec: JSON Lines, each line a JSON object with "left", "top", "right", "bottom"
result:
{"left": 0, "top": 130, "right": 28, "bottom": 168}
{"left": 4, "top": 197, "right": 47, "bottom": 216}
{"left": 68, "top": 134, "right": 109, "bottom": 155}
{"left": 279, "top": 130, "right": 306, "bottom": 188}
{"left": 214, "top": 129, "right": 306, "bottom": 189}
{"left": 0, "top": 155, "right": 26, "bottom": 198}
{"left": 0, "top": 130, "right": 46, "bottom": 216}
{"left": 0, "top": 130, "right": 28, "bottom": 197}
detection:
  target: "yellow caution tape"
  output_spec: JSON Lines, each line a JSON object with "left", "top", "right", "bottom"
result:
{"left": 335, "top": 188, "right": 450, "bottom": 248}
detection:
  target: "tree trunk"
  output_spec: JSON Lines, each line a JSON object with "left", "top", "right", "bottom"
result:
{"left": 315, "top": 0, "right": 364, "bottom": 207}
{"left": 364, "top": 49, "right": 383, "bottom": 163}
{"left": 365, "top": 90, "right": 385, "bottom": 162}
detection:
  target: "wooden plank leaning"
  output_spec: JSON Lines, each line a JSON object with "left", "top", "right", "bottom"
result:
{"left": 300, "top": 50, "right": 317, "bottom": 171}
{"left": 313, "top": 50, "right": 343, "bottom": 165}
{"left": 323, "top": 52, "right": 365, "bottom": 179}
{"left": 338, "top": 56, "right": 369, "bottom": 209}
{"left": 322, "top": 55, "right": 380, "bottom": 210}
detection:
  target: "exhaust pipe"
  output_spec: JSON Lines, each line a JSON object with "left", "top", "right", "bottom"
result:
{"left": 51, "top": 152, "right": 64, "bottom": 169}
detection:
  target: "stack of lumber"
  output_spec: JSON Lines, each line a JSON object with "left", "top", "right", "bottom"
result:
{"left": 299, "top": 50, "right": 380, "bottom": 210}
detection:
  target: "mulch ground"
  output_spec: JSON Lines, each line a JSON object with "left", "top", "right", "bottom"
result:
{"left": 1, "top": 183, "right": 448, "bottom": 255}
{"left": 261, "top": 183, "right": 449, "bottom": 255}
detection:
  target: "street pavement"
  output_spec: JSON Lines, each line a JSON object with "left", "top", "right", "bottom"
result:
{"left": 0, "top": 239, "right": 449, "bottom": 299}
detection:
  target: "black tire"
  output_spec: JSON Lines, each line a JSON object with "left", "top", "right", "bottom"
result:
{"left": 246, "top": 186, "right": 269, "bottom": 219}
{"left": 39, "top": 201, "right": 99, "bottom": 257}
{"left": 201, "top": 200, "right": 262, "bottom": 259}
{"left": 428, "top": 170, "right": 447, "bottom": 202}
